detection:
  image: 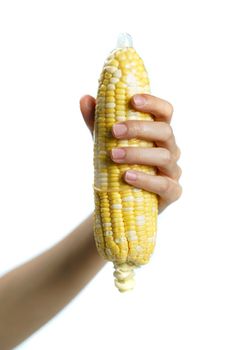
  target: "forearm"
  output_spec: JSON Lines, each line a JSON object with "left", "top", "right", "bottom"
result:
{"left": 0, "top": 213, "right": 106, "bottom": 350}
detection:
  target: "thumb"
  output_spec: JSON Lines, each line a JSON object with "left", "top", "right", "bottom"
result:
{"left": 80, "top": 95, "right": 96, "bottom": 135}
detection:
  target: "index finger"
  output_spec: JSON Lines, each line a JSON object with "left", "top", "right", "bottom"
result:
{"left": 130, "top": 94, "right": 174, "bottom": 123}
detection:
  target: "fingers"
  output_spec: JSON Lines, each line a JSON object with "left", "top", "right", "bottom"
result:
{"left": 112, "top": 120, "right": 179, "bottom": 159}
{"left": 110, "top": 147, "right": 181, "bottom": 180}
{"left": 112, "top": 93, "right": 181, "bottom": 213}
{"left": 80, "top": 95, "right": 96, "bottom": 134}
{"left": 130, "top": 94, "right": 174, "bottom": 123}
{"left": 123, "top": 170, "right": 182, "bottom": 214}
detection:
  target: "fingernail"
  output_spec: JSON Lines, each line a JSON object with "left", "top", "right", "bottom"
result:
{"left": 111, "top": 148, "right": 126, "bottom": 159}
{"left": 133, "top": 95, "right": 146, "bottom": 106}
{"left": 112, "top": 123, "right": 127, "bottom": 137}
{"left": 125, "top": 171, "right": 137, "bottom": 181}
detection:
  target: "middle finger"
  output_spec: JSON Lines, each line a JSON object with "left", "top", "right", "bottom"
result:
{"left": 110, "top": 147, "right": 179, "bottom": 178}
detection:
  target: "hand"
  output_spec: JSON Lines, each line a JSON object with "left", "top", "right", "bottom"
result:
{"left": 80, "top": 94, "right": 182, "bottom": 214}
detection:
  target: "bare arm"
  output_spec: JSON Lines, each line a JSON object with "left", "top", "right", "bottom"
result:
{"left": 0, "top": 214, "right": 106, "bottom": 350}
{"left": 0, "top": 93, "right": 182, "bottom": 349}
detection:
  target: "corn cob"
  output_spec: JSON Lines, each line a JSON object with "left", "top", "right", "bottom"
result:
{"left": 93, "top": 33, "right": 158, "bottom": 292}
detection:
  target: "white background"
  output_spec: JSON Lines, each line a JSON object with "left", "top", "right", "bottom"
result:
{"left": 0, "top": 0, "right": 233, "bottom": 349}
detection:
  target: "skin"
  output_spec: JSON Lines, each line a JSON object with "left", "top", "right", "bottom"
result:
{"left": 0, "top": 94, "right": 182, "bottom": 349}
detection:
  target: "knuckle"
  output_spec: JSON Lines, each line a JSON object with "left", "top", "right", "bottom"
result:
{"left": 174, "top": 146, "right": 181, "bottom": 161}
{"left": 162, "top": 101, "right": 174, "bottom": 118}
{"left": 176, "top": 165, "right": 182, "bottom": 179}
{"left": 168, "top": 182, "right": 182, "bottom": 204}
{"left": 166, "top": 102, "right": 174, "bottom": 116}
{"left": 159, "top": 177, "right": 170, "bottom": 193}
{"left": 172, "top": 183, "right": 182, "bottom": 201}
{"left": 163, "top": 123, "right": 173, "bottom": 141}
{"left": 178, "top": 166, "right": 182, "bottom": 178}
{"left": 161, "top": 149, "right": 172, "bottom": 165}
{"left": 176, "top": 184, "right": 183, "bottom": 199}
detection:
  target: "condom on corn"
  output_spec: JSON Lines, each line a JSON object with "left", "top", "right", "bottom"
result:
{"left": 93, "top": 33, "right": 158, "bottom": 292}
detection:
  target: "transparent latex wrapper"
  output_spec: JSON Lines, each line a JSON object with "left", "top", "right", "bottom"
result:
{"left": 93, "top": 33, "right": 155, "bottom": 193}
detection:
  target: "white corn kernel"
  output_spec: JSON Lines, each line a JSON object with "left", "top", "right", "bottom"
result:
{"left": 111, "top": 204, "right": 122, "bottom": 209}
{"left": 107, "top": 84, "right": 115, "bottom": 90}
{"left": 103, "top": 223, "right": 112, "bottom": 227}
{"left": 136, "top": 245, "right": 143, "bottom": 252}
{"left": 105, "top": 66, "right": 118, "bottom": 73}
{"left": 127, "top": 231, "right": 137, "bottom": 241}
{"left": 123, "top": 196, "right": 134, "bottom": 202}
{"left": 116, "top": 116, "right": 126, "bottom": 121}
{"left": 105, "top": 102, "right": 116, "bottom": 108}
{"left": 115, "top": 237, "right": 126, "bottom": 243}
{"left": 113, "top": 69, "right": 122, "bottom": 78}
{"left": 135, "top": 197, "right": 143, "bottom": 202}
{"left": 110, "top": 77, "right": 119, "bottom": 84}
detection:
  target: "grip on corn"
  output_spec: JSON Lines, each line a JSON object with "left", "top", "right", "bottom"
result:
{"left": 93, "top": 33, "right": 158, "bottom": 292}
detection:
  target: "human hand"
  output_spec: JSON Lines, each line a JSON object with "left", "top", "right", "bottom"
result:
{"left": 80, "top": 94, "right": 182, "bottom": 214}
